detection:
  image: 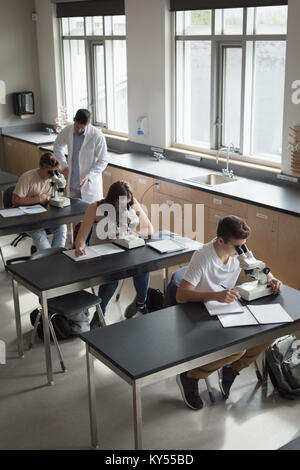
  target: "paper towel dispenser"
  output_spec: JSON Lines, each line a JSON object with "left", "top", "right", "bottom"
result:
{"left": 13, "top": 92, "right": 35, "bottom": 116}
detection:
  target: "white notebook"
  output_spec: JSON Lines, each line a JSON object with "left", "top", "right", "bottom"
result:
{"left": 63, "top": 243, "right": 125, "bottom": 261}
{"left": 205, "top": 300, "right": 244, "bottom": 316}
{"left": 0, "top": 205, "right": 47, "bottom": 217}
{"left": 218, "top": 304, "right": 293, "bottom": 328}
{"left": 147, "top": 239, "right": 185, "bottom": 254}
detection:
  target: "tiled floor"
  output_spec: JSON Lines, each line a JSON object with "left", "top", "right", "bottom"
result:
{"left": 0, "top": 236, "right": 300, "bottom": 450}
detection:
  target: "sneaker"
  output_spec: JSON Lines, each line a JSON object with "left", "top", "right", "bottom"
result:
{"left": 220, "top": 365, "right": 240, "bottom": 399}
{"left": 124, "top": 298, "right": 148, "bottom": 319}
{"left": 176, "top": 372, "right": 203, "bottom": 410}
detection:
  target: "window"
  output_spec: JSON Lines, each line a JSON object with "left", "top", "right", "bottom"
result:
{"left": 175, "top": 6, "right": 288, "bottom": 166}
{"left": 61, "top": 16, "right": 128, "bottom": 134}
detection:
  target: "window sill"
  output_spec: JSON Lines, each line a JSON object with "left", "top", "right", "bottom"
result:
{"left": 102, "top": 129, "right": 128, "bottom": 142}
{"left": 166, "top": 146, "right": 281, "bottom": 174}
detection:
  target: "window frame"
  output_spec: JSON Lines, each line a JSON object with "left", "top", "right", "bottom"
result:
{"left": 60, "top": 16, "right": 128, "bottom": 136}
{"left": 173, "top": 7, "right": 287, "bottom": 169}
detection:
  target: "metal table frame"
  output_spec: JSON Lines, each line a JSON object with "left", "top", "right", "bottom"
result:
{"left": 84, "top": 320, "right": 300, "bottom": 450}
{"left": 10, "top": 251, "right": 192, "bottom": 385}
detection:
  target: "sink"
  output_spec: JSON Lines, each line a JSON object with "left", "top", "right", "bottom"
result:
{"left": 184, "top": 173, "right": 239, "bottom": 187}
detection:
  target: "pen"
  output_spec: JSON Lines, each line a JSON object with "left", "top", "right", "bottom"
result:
{"left": 220, "top": 284, "right": 242, "bottom": 301}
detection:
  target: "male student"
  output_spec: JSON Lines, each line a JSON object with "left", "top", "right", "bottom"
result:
{"left": 13, "top": 152, "right": 67, "bottom": 252}
{"left": 53, "top": 108, "right": 108, "bottom": 203}
{"left": 176, "top": 215, "right": 282, "bottom": 410}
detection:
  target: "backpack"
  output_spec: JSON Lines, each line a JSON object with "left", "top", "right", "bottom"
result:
{"left": 146, "top": 288, "right": 164, "bottom": 313}
{"left": 266, "top": 335, "right": 300, "bottom": 399}
{"left": 30, "top": 309, "right": 74, "bottom": 341}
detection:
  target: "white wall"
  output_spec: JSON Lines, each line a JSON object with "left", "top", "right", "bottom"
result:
{"left": 281, "top": 0, "right": 300, "bottom": 175}
{"left": 125, "top": 0, "right": 172, "bottom": 147}
{"left": 0, "top": 0, "right": 41, "bottom": 127}
{"left": 35, "top": 0, "right": 63, "bottom": 125}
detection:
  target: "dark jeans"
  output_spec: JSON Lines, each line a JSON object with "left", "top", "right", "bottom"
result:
{"left": 98, "top": 272, "right": 150, "bottom": 314}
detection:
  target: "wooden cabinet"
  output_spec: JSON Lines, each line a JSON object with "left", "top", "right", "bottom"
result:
{"left": 205, "top": 195, "right": 248, "bottom": 242}
{"left": 4, "top": 137, "right": 40, "bottom": 176}
{"left": 247, "top": 205, "right": 278, "bottom": 274}
{"left": 276, "top": 214, "right": 300, "bottom": 289}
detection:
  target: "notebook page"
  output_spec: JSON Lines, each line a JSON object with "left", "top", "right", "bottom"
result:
{"left": 247, "top": 304, "right": 294, "bottom": 324}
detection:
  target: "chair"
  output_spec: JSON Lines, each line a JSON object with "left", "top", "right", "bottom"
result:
{"left": 28, "top": 247, "right": 106, "bottom": 372}
{"left": 1, "top": 185, "right": 30, "bottom": 267}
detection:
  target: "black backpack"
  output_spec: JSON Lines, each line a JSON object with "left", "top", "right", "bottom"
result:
{"left": 266, "top": 335, "right": 300, "bottom": 399}
{"left": 30, "top": 309, "right": 74, "bottom": 341}
{"left": 146, "top": 288, "right": 164, "bottom": 313}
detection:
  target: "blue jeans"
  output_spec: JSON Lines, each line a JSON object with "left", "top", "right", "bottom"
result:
{"left": 98, "top": 272, "right": 150, "bottom": 314}
{"left": 27, "top": 224, "right": 67, "bottom": 251}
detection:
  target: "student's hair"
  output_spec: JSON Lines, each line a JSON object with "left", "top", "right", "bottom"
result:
{"left": 98, "top": 180, "right": 134, "bottom": 207}
{"left": 74, "top": 108, "right": 91, "bottom": 125}
{"left": 217, "top": 215, "right": 251, "bottom": 243}
{"left": 39, "top": 152, "right": 60, "bottom": 169}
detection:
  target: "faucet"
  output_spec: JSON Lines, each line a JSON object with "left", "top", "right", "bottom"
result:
{"left": 216, "top": 144, "right": 235, "bottom": 178}
{"left": 45, "top": 127, "right": 55, "bottom": 135}
{"left": 153, "top": 151, "right": 166, "bottom": 161}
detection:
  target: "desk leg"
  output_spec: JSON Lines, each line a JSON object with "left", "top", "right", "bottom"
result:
{"left": 86, "top": 345, "right": 99, "bottom": 449}
{"left": 12, "top": 279, "right": 24, "bottom": 358}
{"left": 162, "top": 268, "right": 169, "bottom": 294}
{"left": 133, "top": 382, "right": 143, "bottom": 450}
{"left": 40, "top": 292, "right": 53, "bottom": 385}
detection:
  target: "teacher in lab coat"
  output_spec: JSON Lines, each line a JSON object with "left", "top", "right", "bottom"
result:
{"left": 53, "top": 108, "right": 108, "bottom": 203}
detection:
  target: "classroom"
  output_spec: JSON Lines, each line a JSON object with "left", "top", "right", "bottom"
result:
{"left": 0, "top": 0, "right": 300, "bottom": 452}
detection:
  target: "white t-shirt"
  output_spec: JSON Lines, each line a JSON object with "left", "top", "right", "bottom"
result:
{"left": 183, "top": 239, "right": 241, "bottom": 292}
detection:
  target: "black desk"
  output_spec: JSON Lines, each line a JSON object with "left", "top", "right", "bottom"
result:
{"left": 6, "top": 239, "right": 199, "bottom": 385}
{"left": 0, "top": 198, "right": 89, "bottom": 236}
{"left": 80, "top": 285, "right": 300, "bottom": 449}
{"left": 0, "top": 172, "right": 18, "bottom": 207}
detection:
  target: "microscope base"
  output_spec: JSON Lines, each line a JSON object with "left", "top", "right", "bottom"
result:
{"left": 235, "top": 281, "right": 272, "bottom": 302}
{"left": 49, "top": 197, "right": 71, "bottom": 209}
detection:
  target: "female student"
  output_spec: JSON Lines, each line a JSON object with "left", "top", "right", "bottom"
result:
{"left": 75, "top": 180, "right": 154, "bottom": 325}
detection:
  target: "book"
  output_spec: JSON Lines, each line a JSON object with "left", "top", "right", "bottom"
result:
{"left": 147, "top": 239, "right": 186, "bottom": 254}
{"left": 205, "top": 300, "right": 244, "bottom": 316}
{"left": 218, "top": 303, "right": 293, "bottom": 328}
{"left": 63, "top": 243, "right": 125, "bottom": 261}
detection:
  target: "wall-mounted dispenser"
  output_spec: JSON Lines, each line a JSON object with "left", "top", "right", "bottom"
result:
{"left": 136, "top": 115, "right": 148, "bottom": 136}
{"left": 13, "top": 91, "right": 35, "bottom": 117}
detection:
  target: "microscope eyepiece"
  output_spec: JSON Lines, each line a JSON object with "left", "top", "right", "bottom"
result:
{"left": 48, "top": 170, "right": 54, "bottom": 177}
{"left": 234, "top": 245, "right": 243, "bottom": 255}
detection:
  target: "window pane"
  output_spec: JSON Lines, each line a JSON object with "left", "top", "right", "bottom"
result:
{"left": 176, "top": 11, "right": 212, "bottom": 35}
{"left": 86, "top": 16, "right": 103, "bottom": 36}
{"left": 62, "top": 18, "right": 70, "bottom": 36}
{"left": 68, "top": 17, "right": 84, "bottom": 35}
{"left": 215, "top": 9, "right": 243, "bottom": 35}
{"left": 112, "top": 40, "right": 128, "bottom": 132}
{"left": 222, "top": 47, "right": 242, "bottom": 148}
{"left": 63, "top": 40, "right": 88, "bottom": 119}
{"left": 93, "top": 45, "right": 106, "bottom": 125}
{"left": 113, "top": 16, "right": 126, "bottom": 35}
{"left": 255, "top": 6, "right": 288, "bottom": 35}
{"left": 224, "top": 8, "right": 243, "bottom": 35}
{"left": 176, "top": 41, "right": 211, "bottom": 147}
{"left": 252, "top": 41, "right": 286, "bottom": 161}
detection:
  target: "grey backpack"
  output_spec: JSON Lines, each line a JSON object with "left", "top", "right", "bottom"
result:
{"left": 266, "top": 335, "right": 300, "bottom": 399}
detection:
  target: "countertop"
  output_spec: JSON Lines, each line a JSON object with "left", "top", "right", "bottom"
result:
{"left": 107, "top": 153, "right": 300, "bottom": 218}
{"left": 2, "top": 130, "right": 57, "bottom": 145}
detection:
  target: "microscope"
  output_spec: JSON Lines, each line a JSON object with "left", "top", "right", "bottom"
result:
{"left": 234, "top": 244, "right": 273, "bottom": 301}
{"left": 48, "top": 170, "right": 71, "bottom": 208}
{"left": 113, "top": 206, "right": 145, "bottom": 249}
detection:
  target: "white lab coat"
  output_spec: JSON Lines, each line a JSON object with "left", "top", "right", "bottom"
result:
{"left": 53, "top": 124, "right": 108, "bottom": 203}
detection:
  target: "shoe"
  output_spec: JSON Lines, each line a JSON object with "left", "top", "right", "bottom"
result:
{"left": 124, "top": 298, "right": 148, "bottom": 319}
{"left": 220, "top": 365, "right": 240, "bottom": 399}
{"left": 176, "top": 372, "right": 203, "bottom": 410}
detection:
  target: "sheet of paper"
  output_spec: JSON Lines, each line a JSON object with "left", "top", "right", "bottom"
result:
{"left": 20, "top": 205, "right": 47, "bottom": 214}
{"left": 0, "top": 208, "right": 24, "bottom": 218}
{"left": 147, "top": 239, "right": 185, "bottom": 253}
{"left": 205, "top": 300, "right": 244, "bottom": 316}
{"left": 218, "top": 310, "right": 258, "bottom": 328}
{"left": 247, "top": 304, "right": 294, "bottom": 324}
{"left": 63, "top": 243, "right": 125, "bottom": 261}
